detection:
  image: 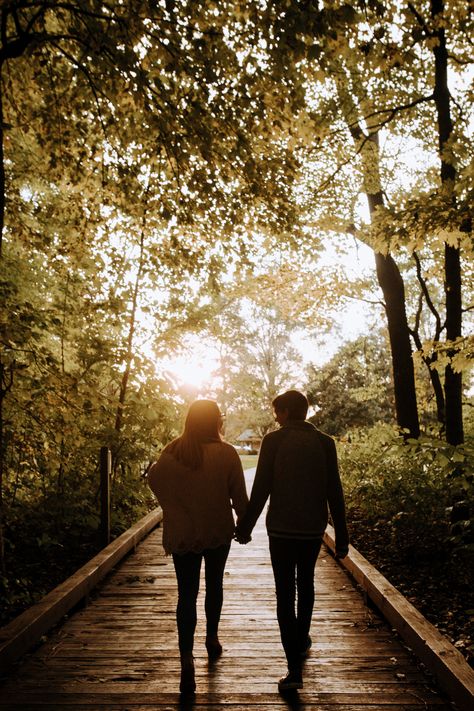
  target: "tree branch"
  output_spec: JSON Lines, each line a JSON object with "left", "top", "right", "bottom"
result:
{"left": 51, "top": 41, "right": 109, "bottom": 136}
{"left": 358, "top": 93, "right": 435, "bottom": 131}
{"left": 412, "top": 250, "right": 444, "bottom": 338}
{"left": 407, "top": 2, "right": 433, "bottom": 37}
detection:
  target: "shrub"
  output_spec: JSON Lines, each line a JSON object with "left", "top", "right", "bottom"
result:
{"left": 338, "top": 424, "right": 474, "bottom": 561}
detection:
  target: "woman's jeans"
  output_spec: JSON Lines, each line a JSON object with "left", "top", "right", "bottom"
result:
{"left": 269, "top": 536, "right": 322, "bottom": 671}
{"left": 172, "top": 543, "right": 231, "bottom": 655}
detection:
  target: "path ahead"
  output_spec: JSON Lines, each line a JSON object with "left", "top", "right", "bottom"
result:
{"left": 0, "top": 469, "right": 450, "bottom": 709}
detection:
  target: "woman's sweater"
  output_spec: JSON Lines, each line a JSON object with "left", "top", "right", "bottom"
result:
{"left": 147, "top": 441, "right": 248, "bottom": 555}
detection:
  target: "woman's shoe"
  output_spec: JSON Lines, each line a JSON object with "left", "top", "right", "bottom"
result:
{"left": 205, "top": 636, "right": 223, "bottom": 659}
{"left": 179, "top": 655, "right": 196, "bottom": 695}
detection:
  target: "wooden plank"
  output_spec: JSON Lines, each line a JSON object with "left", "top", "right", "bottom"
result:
{"left": 0, "top": 703, "right": 452, "bottom": 710}
{"left": 323, "top": 524, "right": 474, "bottom": 711}
{"left": 0, "top": 508, "right": 162, "bottom": 672}
{"left": 0, "top": 689, "right": 450, "bottom": 705}
{"left": 0, "top": 525, "right": 449, "bottom": 709}
{"left": 0, "top": 701, "right": 452, "bottom": 710}
{"left": 0, "top": 468, "right": 457, "bottom": 709}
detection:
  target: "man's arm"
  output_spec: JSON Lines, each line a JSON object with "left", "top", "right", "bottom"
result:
{"left": 325, "top": 437, "right": 349, "bottom": 558}
{"left": 234, "top": 433, "right": 277, "bottom": 541}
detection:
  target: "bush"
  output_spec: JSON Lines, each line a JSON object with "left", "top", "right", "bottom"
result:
{"left": 338, "top": 424, "right": 474, "bottom": 561}
{"left": 0, "top": 462, "right": 155, "bottom": 627}
{"left": 337, "top": 424, "right": 474, "bottom": 665}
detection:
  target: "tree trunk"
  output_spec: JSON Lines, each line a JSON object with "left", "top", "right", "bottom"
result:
{"left": 113, "top": 206, "right": 148, "bottom": 477}
{"left": 0, "top": 76, "right": 5, "bottom": 259}
{"left": 365, "top": 195, "right": 420, "bottom": 438}
{"left": 114, "top": 235, "right": 145, "bottom": 434}
{"left": 0, "top": 74, "right": 5, "bottom": 570}
{"left": 410, "top": 324, "right": 445, "bottom": 425}
{"left": 372, "top": 250, "right": 420, "bottom": 437}
{"left": 411, "top": 253, "right": 446, "bottom": 426}
{"left": 0, "top": 382, "right": 5, "bottom": 574}
{"left": 0, "top": 361, "right": 13, "bottom": 574}
{"left": 429, "top": 360, "right": 446, "bottom": 425}
{"left": 444, "top": 244, "right": 463, "bottom": 443}
{"left": 338, "top": 86, "right": 420, "bottom": 438}
{"left": 431, "top": 0, "right": 463, "bottom": 444}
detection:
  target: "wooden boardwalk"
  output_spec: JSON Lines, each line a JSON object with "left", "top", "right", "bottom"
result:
{"left": 0, "top": 470, "right": 452, "bottom": 710}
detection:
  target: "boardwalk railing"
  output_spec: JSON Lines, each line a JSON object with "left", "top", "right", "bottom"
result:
{"left": 324, "top": 525, "right": 474, "bottom": 711}
{"left": 0, "top": 508, "right": 162, "bottom": 672}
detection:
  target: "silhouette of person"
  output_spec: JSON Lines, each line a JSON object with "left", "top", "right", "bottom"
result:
{"left": 235, "top": 390, "right": 349, "bottom": 692}
{"left": 148, "top": 399, "right": 248, "bottom": 695}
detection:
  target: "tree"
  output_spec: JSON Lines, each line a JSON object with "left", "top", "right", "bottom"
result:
{"left": 0, "top": 0, "right": 307, "bottom": 571}
{"left": 306, "top": 334, "right": 395, "bottom": 436}
{"left": 245, "top": 0, "right": 420, "bottom": 436}
{"left": 255, "top": 0, "right": 473, "bottom": 442}
{"left": 202, "top": 298, "right": 304, "bottom": 440}
{"left": 1, "top": 0, "right": 472, "bottom": 607}
{"left": 407, "top": 0, "right": 467, "bottom": 443}
{"left": 361, "top": 0, "right": 473, "bottom": 443}
{"left": 335, "top": 94, "right": 421, "bottom": 439}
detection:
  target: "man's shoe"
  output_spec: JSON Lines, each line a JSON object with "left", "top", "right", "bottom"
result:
{"left": 278, "top": 670, "right": 303, "bottom": 692}
{"left": 300, "top": 635, "right": 312, "bottom": 657}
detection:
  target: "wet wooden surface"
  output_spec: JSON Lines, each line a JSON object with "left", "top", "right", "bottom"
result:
{"left": 0, "top": 469, "right": 450, "bottom": 709}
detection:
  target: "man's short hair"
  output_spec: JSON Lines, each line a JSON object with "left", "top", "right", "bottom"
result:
{"left": 272, "top": 390, "right": 309, "bottom": 420}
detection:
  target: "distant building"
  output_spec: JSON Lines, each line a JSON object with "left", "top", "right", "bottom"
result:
{"left": 235, "top": 429, "right": 261, "bottom": 453}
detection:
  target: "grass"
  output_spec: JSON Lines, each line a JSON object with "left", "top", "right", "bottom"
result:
{"left": 239, "top": 454, "right": 258, "bottom": 470}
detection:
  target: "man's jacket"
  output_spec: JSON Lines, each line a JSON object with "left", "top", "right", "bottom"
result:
{"left": 239, "top": 420, "right": 349, "bottom": 555}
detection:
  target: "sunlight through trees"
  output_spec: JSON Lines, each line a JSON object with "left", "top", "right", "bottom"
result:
{"left": 0, "top": 1, "right": 472, "bottom": 643}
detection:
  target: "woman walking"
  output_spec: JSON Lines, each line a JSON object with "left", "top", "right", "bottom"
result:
{"left": 147, "top": 399, "right": 248, "bottom": 695}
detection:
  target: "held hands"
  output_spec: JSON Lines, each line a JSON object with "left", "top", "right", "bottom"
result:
{"left": 234, "top": 524, "right": 252, "bottom": 545}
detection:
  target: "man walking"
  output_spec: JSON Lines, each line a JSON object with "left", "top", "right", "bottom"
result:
{"left": 235, "top": 390, "right": 349, "bottom": 692}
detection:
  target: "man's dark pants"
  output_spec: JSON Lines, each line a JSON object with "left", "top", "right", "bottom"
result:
{"left": 269, "top": 536, "right": 322, "bottom": 671}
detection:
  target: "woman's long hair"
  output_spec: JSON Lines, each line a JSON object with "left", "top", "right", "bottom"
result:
{"left": 165, "top": 400, "right": 223, "bottom": 470}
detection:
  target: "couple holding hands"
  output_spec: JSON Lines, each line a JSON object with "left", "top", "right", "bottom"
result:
{"left": 148, "top": 390, "right": 349, "bottom": 695}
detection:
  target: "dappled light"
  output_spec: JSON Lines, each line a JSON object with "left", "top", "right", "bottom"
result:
{"left": 0, "top": 1, "right": 473, "bottom": 702}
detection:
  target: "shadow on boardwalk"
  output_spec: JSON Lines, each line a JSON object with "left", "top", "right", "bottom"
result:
{"left": 0, "top": 469, "right": 450, "bottom": 709}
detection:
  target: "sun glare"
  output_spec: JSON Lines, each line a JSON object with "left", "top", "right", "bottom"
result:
{"left": 166, "top": 356, "right": 218, "bottom": 389}
{"left": 159, "top": 339, "right": 221, "bottom": 393}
